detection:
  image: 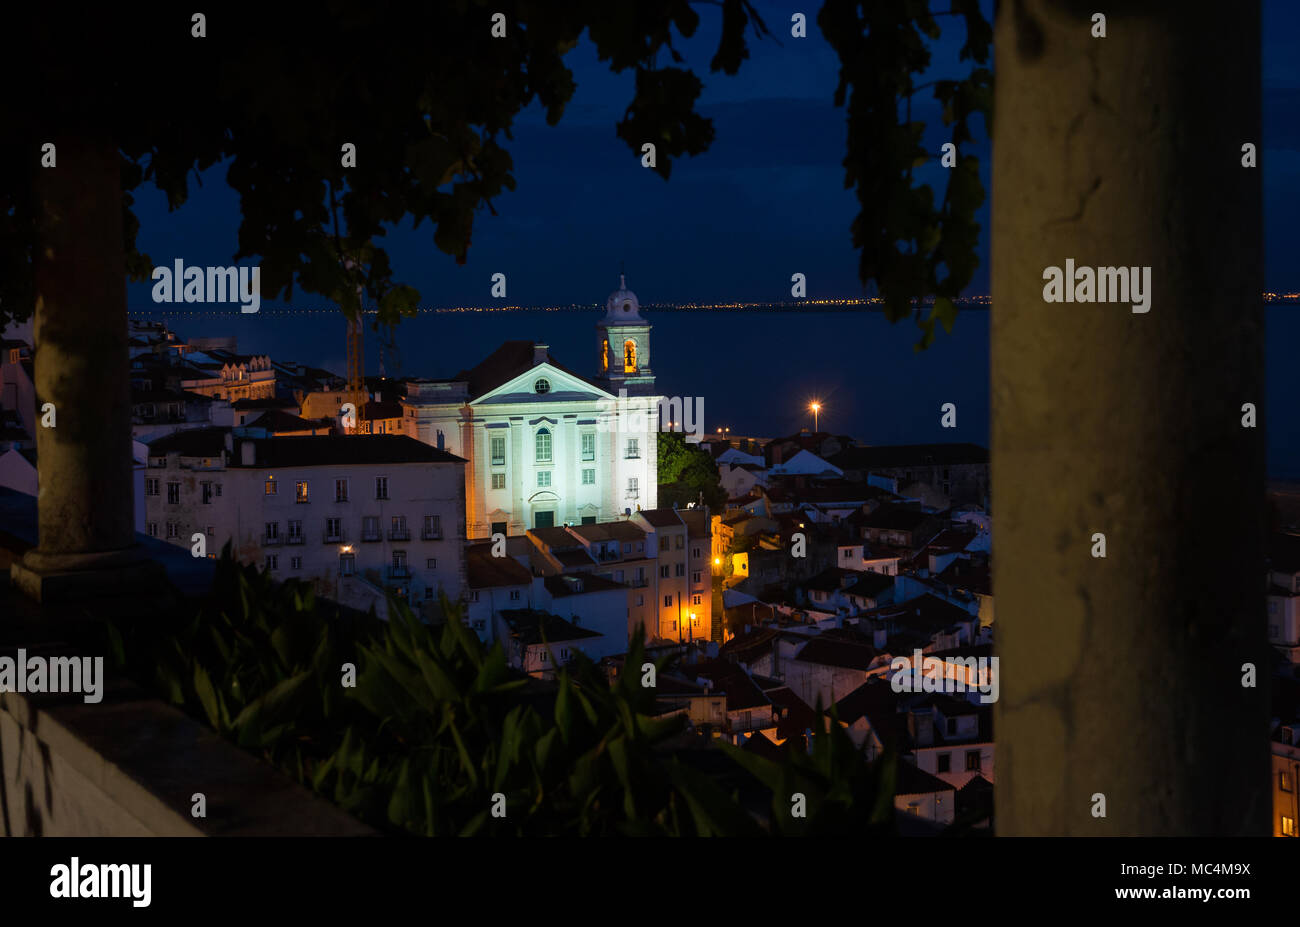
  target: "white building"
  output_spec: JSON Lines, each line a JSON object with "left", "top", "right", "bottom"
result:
{"left": 143, "top": 428, "right": 466, "bottom": 618}
{"left": 403, "top": 275, "right": 662, "bottom": 538}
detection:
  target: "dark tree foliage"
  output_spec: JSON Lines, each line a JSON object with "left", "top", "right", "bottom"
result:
{"left": 657, "top": 431, "right": 728, "bottom": 510}
{"left": 819, "top": 0, "right": 991, "bottom": 347}
{"left": 1, "top": 2, "right": 990, "bottom": 346}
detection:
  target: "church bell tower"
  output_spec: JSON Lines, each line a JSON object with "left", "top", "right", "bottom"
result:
{"left": 596, "top": 272, "right": 654, "bottom": 397}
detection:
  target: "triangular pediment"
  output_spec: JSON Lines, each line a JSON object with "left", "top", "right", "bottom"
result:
{"left": 473, "top": 362, "right": 613, "bottom": 406}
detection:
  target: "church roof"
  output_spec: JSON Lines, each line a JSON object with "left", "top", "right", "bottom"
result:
{"left": 453, "top": 341, "right": 595, "bottom": 400}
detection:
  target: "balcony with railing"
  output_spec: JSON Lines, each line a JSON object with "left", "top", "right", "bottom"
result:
{"left": 263, "top": 534, "right": 282, "bottom": 546}
{"left": 388, "top": 565, "right": 411, "bottom": 581}
{"left": 286, "top": 534, "right": 304, "bottom": 546}
{"left": 389, "top": 527, "right": 411, "bottom": 541}
{"left": 323, "top": 526, "right": 346, "bottom": 543}
{"left": 361, "top": 526, "right": 382, "bottom": 542}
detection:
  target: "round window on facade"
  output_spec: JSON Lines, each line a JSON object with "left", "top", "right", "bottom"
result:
{"left": 534, "top": 378, "right": 551, "bottom": 394}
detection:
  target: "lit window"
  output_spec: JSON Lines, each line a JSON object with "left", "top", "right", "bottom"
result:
{"left": 265, "top": 478, "right": 277, "bottom": 495}
{"left": 538, "top": 471, "right": 551, "bottom": 488}
{"left": 491, "top": 473, "right": 506, "bottom": 490}
{"left": 582, "top": 469, "right": 595, "bottom": 485}
{"left": 536, "top": 428, "right": 552, "bottom": 463}
{"left": 581, "top": 433, "right": 595, "bottom": 461}
{"left": 295, "top": 480, "right": 309, "bottom": 504}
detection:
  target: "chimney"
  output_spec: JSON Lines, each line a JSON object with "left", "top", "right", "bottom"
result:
{"left": 240, "top": 440, "right": 255, "bottom": 466}
{"left": 533, "top": 343, "right": 549, "bottom": 366}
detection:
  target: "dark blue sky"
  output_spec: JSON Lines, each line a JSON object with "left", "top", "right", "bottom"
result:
{"left": 122, "top": 0, "right": 1300, "bottom": 310}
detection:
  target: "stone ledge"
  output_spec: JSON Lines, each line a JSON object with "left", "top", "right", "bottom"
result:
{"left": 0, "top": 647, "right": 375, "bottom": 837}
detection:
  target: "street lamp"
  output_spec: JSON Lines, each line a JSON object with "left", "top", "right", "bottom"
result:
{"left": 809, "top": 401, "right": 821, "bottom": 432}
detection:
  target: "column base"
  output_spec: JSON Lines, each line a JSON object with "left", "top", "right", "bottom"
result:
{"left": 10, "top": 546, "right": 172, "bottom": 608}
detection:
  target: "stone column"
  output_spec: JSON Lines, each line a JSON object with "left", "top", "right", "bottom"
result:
{"left": 992, "top": 2, "right": 1268, "bottom": 834}
{"left": 13, "top": 136, "right": 163, "bottom": 603}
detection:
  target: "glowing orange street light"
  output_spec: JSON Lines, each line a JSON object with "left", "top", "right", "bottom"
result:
{"left": 809, "top": 401, "right": 821, "bottom": 432}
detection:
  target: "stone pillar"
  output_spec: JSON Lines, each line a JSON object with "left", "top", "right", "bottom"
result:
{"left": 12, "top": 136, "right": 164, "bottom": 603}
{"left": 991, "top": 2, "right": 1268, "bottom": 834}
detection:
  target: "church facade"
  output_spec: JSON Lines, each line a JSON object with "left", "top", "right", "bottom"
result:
{"left": 403, "top": 276, "right": 662, "bottom": 539}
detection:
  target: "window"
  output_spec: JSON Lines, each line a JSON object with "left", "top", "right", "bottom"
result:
{"left": 423, "top": 586, "right": 434, "bottom": 601}
{"left": 166, "top": 522, "right": 178, "bottom": 539}
{"left": 965, "top": 751, "right": 981, "bottom": 772}
{"left": 288, "top": 519, "right": 303, "bottom": 541}
{"left": 265, "top": 554, "right": 279, "bottom": 571}
{"left": 534, "top": 378, "right": 550, "bottom": 394}
{"left": 166, "top": 482, "right": 180, "bottom": 504}
{"left": 537, "top": 471, "right": 551, "bottom": 488}
{"left": 1284, "top": 816, "right": 1297, "bottom": 837}
{"left": 675, "top": 564, "right": 685, "bottom": 577}
{"left": 660, "top": 565, "right": 670, "bottom": 578}
{"left": 582, "top": 469, "right": 595, "bottom": 485}
{"left": 509, "top": 590, "right": 521, "bottom": 601}
{"left": 265, "top": 522, "right": 280, "bottom": 542}
{"left": 664, "top": 595, "right": 673, "bottom": 607}
{"left": 469, "top": 591, "right": 480, "bottom": 603}
{"left": 540, "top": 651, "right": 549, "bottom": 663}
{"left": 692, "top": 571, "right": 702, "bottom": 584}
{"left": 581, "top": 433, "right": 595, "bottom": 461}
{"left": 675, "top": 535, "right": 684, "bottom": 550}
{"left": 375, "top": 476, "right": 389, "bottom": 500}
{"left": 1282, "top": 771, "right": 1294, "bottom": 793}
{"left": 627, "top": 478, "right": 639, "bottom": 497}
{"left": 392, "top": 551, "right": 407, "bottom": 571}
{"left": 490, "top": 434, "right": 506, "bottom": 467}
{"left": 145, "top": 478, "right": 159, "bottom": 496}
{"left": 623, "top": 339, "right": 637, "bottom": 373}
{"left": 147, "top": 522, "right": 158, "bottom": 537}
{"left": 426, "top": 558, "right": 438, "bottom": 570}
{"left": 295, "top": 480, "right": 309, "bottom": 503}
{"left": 491, "top": 473, "right": 506, "bottom": 490}
{"left": 290, "top": 556, "right": 302, "bottom": 570}
{"left": 692, "top": 594, "right": 702, "bottom": 606}
{"left": 325, "top": 517, "right": 341, "bottom": 541}
{"left": 206, "top": 526, "right": 215, "bottom": 536}
{"left": 197, "top": 481, "right": 211, "bottom": 504}
{"left": 535, "top": 428, "right": 552, "bottom": 463}
{"left": 623, "top": 543, "right": 632, "bottom": 554}
{"left": 625, "top": 438, "right": 639, "bottom": 459}
{"left": 363, "top": 516, "right": 380, "bottom": 541}
{"left": 937, "top": 753, "right": 951, "bottom": 774}
{"left": 692, "top": 546, "right": 701, "bottom": 560}
{"left": 423, "top": 515, "right": 442, "bottom": 539}
{"left": 391, "top": 515, "right": 409, "bottom": 540}
{"left": 491, "top": 521, "right": 507, "bottom": 537}
{"left": 335, "top": 479, "right": 349, "bottom": 502}
{"left": 265, "top": 478, "right": 277, "bottom": 495}
{"left": 339, "top": 554, "right": 355, "bottom": 576}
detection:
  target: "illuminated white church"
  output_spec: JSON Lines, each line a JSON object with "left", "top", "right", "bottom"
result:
{"left": 403, "top": 275, "right": 662, "bottom": 538}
